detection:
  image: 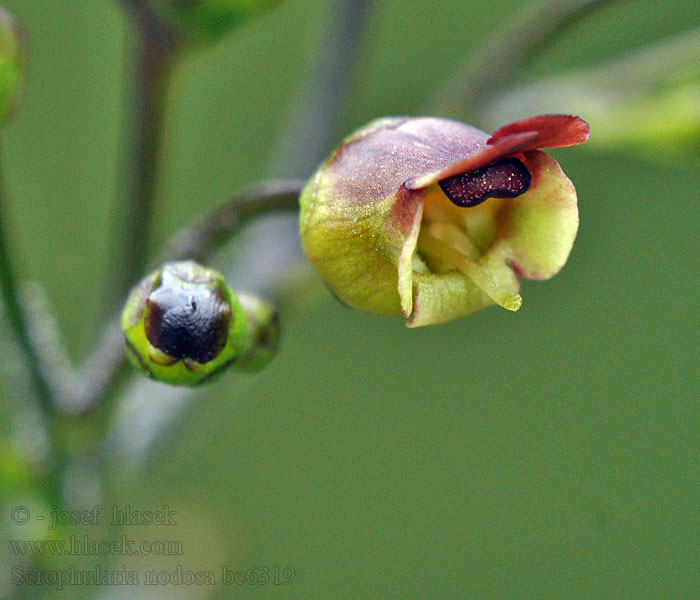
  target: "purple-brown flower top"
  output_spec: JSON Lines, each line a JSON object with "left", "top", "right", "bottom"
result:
{"left": 325, "top": 115, "right": 589, "bottom": 205}
{"left": 144, "top": 268, "right": 232, "bottom": 364}
{"left": 407, "top": 114, "right": 589, "bottom": 189}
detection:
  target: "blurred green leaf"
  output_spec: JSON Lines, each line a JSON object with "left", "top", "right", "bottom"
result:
{"left": 0, "top": 5, "right": 25, "bottom": 125}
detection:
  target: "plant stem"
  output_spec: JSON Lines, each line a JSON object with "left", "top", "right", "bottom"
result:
{"left": 103, "top": 1, "right": 179, "bottom": 310}
{"left": 272, "top": 0, "right": 375, "bottom": 177}
{"left": 0, "top": 146, "right": 55, "bottom": 411}
{"left": 429, "top": 0, "right": 616, "bottom": 119}
{"left": 68, "top": 178, "right": 304, "bottom": 414}
{"left": 0, "top": 149, "right": 70, "bottom": 511}
{"left": 75, "top": 0, "right": 373, "bottom": 426}
{"left": 162, "top": 178, "right": 304, "bottom": 261}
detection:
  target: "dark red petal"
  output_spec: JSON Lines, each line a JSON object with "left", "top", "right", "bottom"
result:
{"left": 487, "top": 114, "right": 590, "bottom": 150}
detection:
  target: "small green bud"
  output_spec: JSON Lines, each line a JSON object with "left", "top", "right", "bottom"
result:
{"left": 144, "top": 0, "right": 281, "bottom": 43}
{"left": 0, "top": 6, "right": 27, "bottom": 125}
{"left": 121, "top": 261, "right": 277, "bottom": 385}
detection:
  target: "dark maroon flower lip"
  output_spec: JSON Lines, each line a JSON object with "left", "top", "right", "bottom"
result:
{"left": 404, "top": 114, "right": 589, "bottom": 191}
{"left": 438, "top": 157, "right": 532, "bottom": 208}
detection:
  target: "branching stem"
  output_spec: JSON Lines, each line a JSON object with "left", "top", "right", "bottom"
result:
{"left": 162, "top": 178, "right": 304, "bottom": 262}
{"left": 0, "top": 146, "right": 55, "bottom": 410}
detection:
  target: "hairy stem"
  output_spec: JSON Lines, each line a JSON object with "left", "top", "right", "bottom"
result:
{"left": 429, "top": 0, "right": 616, "bottom": 119}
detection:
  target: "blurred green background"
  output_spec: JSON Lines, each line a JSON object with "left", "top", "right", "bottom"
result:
{"left": 1, "top": 0, "right": 699, "bottom": 598}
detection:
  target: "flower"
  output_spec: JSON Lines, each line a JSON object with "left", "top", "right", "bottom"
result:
{"left": 299, "top": 114, "right": 589, "bottom": 327}
{"left": 121, "top": 261, "right": 279, "bottom": 385}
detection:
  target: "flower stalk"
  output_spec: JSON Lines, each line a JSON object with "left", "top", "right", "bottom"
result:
{"left": 104, "top": 0, "right": 181, "bottom": 310}
{"left": 0, "top": 166, "right": 56, "bottom": 409}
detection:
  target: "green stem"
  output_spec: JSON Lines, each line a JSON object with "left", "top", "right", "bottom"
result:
{"left": 103, "top": 1, "right": 180, "bottom": 310}
{"left": 0, "top": 146, "right": 55, "bottom": 411}
{"left": 429, "top": 0, "right": 616, "bottom": 119}
{"left": 69, "top": 178, "right": 304, "bottom": 414}
{"left": 162, "top": 178, "right": 304, "bottom": 261}
{"left": 272, "top": 0, "right": 375, "bottom": 177}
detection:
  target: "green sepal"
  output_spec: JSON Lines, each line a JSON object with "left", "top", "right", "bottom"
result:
{"left": 235, "top": 293, "right": 279, "bottom": 372}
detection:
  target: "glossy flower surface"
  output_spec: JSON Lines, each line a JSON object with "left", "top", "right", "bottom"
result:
{"left": 122, "top": 261, "right": 248, "bottom": 385}
{"left": 299, "top": 114, "right": 589, "bottom": 327}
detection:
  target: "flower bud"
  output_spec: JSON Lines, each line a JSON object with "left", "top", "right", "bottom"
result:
{"left": 0, "top": 6, "right": 26, "bottom": 125}
{"left": 299, "top": 114, "right": 589, "bottom": 327}
{"left": 144, "top": 0, "right": 281, "bottom": 43}
{"left": 235, "top": 293, "right": 279, "bottom": 372}
{"left": 121, "top": 261, "right": 277, "bottom": 385}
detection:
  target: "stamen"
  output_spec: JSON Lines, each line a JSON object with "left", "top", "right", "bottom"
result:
{"left": 438, "top": 157, "right": 531, "bottom": 208}
{"left": 418, "top": 222, "right": 522, "bottom": 311}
